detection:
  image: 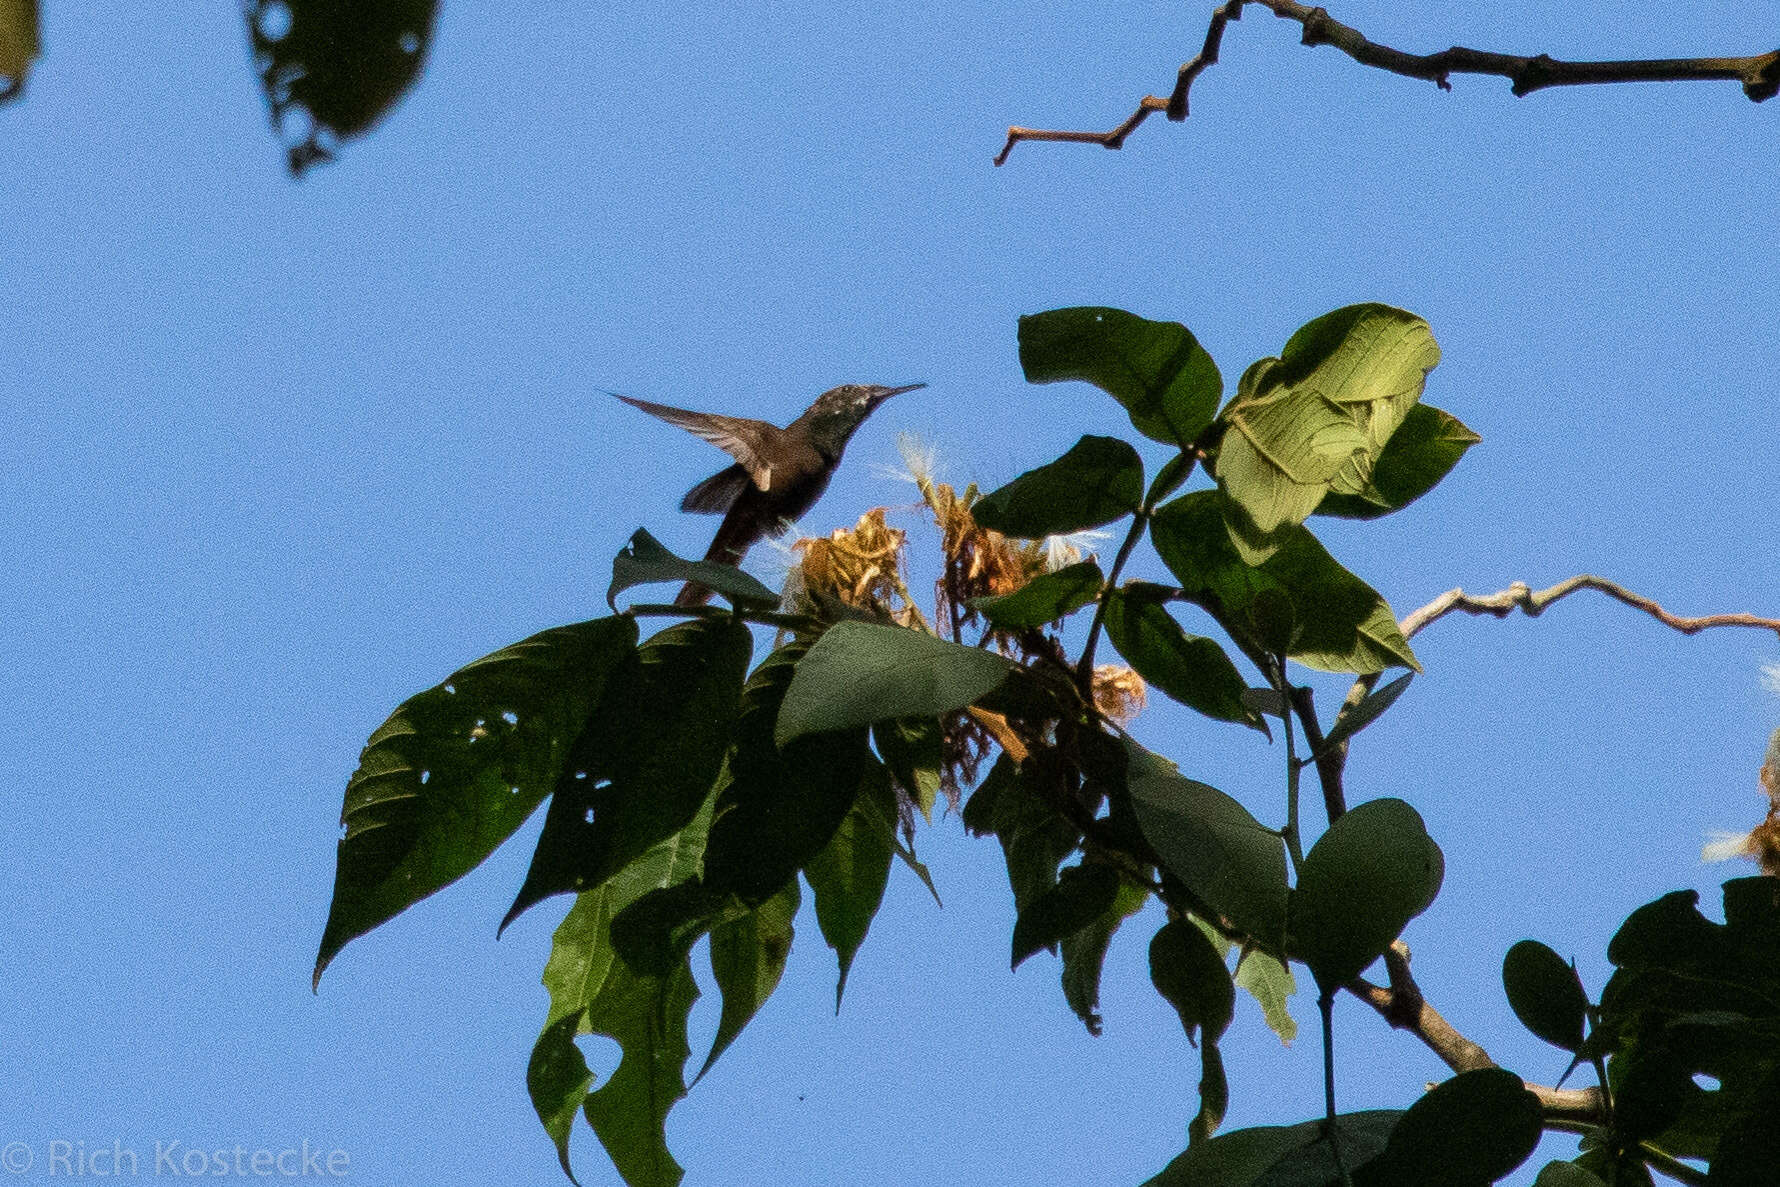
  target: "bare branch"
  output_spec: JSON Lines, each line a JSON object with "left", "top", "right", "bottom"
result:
{"left": 997, "top": 1, "right": 1780, "bottom": 164}
{"left": 1396, "top": 575, "right": 1780, "bottom": 642}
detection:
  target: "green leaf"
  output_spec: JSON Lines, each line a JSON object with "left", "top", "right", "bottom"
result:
{"left": 776, "top": 621, "right": 1014, "bottom": 745}
{"left": 503, "top": 619, "right": 750, "bottom": 931}
{"left": 1291, "top": 798, "right": 1445, "bottom": 993}
{"left": 872, "top": 716, "right": 944, "bottom": 821}
{"left": 1215, "top": 305, "right": 1439, "bottom": 562}
{"left": 1357, "top": 1069, "right": 1542, "bottom": 1187}
{"left": 1152, "top": 491, "right": 1420, "bottom": 675}
{"left": 1012, "top": 862, "right": 1122, "bottom": 969}
{"left": 971, "top": 435, "right": 1145, "bottom": 538}
{"left": 970, "top": 561, "right": 1105, "bottom": 629}
{"left": 1234, "top": 947, "right": 1299, "bottom": 1045}
{"left": 531, "top": 796, "right": 714, "bottom": 1184}
{"left": 608, "top": 881, "right": 737, "bottom": 978}
{"left": 1503, "top": 940, "right": 1589, "bottom": 1053}
{"left": 315, "top": 615, "right": 639, "bottom": 985}
{"left": 244, "top": 0, "right": 439, "bottom": 175}
{"left": 1102, "top": 586, "right": 1260, "bottom": 728}
{"left": 0, "top": 0, "right": 38, "bottom": 100}
{"left": 704, "top": 643, "right": 875, "bottom": 904}
{"left": 804, "top": 764, "right": 898, "bottom": 1010}
{"left": 1124, "top": 739, "right": 1289, "bottom": 948}
{"left": 1150, "top": 918, "right": 1236, "bottom": 1045}
{"left": 1018, "top": 307, "right": 1223, "bottom": 447}
{"left": 696, "top": 880, "right": 799, "bottom": 1085}
{"left": 1315, "top": 404, "right": 1480, "bottom": 519}
{"left": 1061, "top": 881, "right": 1148, "bottom": 1035}
{"left": 607, "top": 528, "right": 778, "bottom": 609}
{"left": 1314, "top": 672, "right": 1414, "bottom": 758}
{"left": 1144, "top": 1111, "right": 1401, "bottom": 1187}
{"left": 1532, "top": 1164, "right": 1609, "bottom": 1187}
{"left": 966, "top": 754, "right": 1083, "bottom": 919}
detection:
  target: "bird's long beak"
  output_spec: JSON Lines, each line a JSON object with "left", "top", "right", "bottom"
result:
{"left": 880, "top": 383, "right": 926, "bottom": 400}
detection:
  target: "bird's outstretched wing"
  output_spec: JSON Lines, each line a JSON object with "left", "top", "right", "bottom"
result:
{"left": 680, "top": 464, "right": 750, "bottom": 514}
{"left": 614, "top": 395, "right": 783, "bottom": 492}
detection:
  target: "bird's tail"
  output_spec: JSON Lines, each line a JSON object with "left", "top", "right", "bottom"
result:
{"left": 673, "top": 515, "right": 760, "bottom": 607}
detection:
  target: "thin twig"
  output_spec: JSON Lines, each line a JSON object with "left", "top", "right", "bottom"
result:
{"left": 1396, "top": 575, "right": 1780, "bottom": 641}
{"left": 996, "top": 1, "right": 1780, "bottom": 165}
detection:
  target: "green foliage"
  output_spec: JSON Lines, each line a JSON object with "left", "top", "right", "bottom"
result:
{"left": 1102, "top": 584, "right": 1261, "bottom": 728}
{"left": 804, "top": 765, "right": 899, "bottom": 1009}
{"left": 971, "top": 434, "right": 1145, "bottom": 537}
{"left": 1011, "top": 862, "right": 1122, "bottom": 969}
{"left": 0, "top": 0, "right": 37, "bottom": 99}
{"left": 971, "top": 560, "right": 1104, "bottom": 629}
{"left": 1017, "top": 307, "right": 1223, "bottom": 447}
{"left": 1356, "top": 1069, "right": 1543, "bottom": 1187}
{"left": 1314, "top": 404, "right": 1481, "bottom": 520}
{"left": 1502, "top": 940, "right": 1589, "bottom": 1053}
{"left": 1145, "top": 1112, "right": 1402, "bottom": 1186}
{"left": 608, "top": 528, "right": 778, "bottom": 609}
{"left": 244, "top": 0, "right": 438, "bottom": 175}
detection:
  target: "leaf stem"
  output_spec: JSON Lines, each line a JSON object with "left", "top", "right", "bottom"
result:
{"left": 1318, "top": 988, "right": 1353, "bottom": 1187}
{"left": 1075, "top": 508, "right": 1154, "bottom": 683}
{"left": 625, "top": 602, "right": 821, "bottom": 632}
{"left": 1271, "top": 657, "right": 1306, "bottom": 874}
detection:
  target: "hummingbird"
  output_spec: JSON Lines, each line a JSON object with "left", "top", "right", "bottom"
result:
{"left": 616, "top": 383, "right": 925, "bottom": 605}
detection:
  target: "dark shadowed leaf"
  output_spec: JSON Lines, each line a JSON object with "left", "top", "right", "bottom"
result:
{"left": 1018, "top": 307, "right": 1223, "bottom": 447}
{"left": 530, "top": 797, "right": 714, "bottom": 1184}
{"left": 1144, "top": 1111, "right": 1401, "bottom": 1187}
{"left": 696, "top": 880, "right": 800, "bottom": 1085}
{"left": 608, "top": 881, "right": 737, "bottom": 978}
{"left": 1125, "top": 740, "right": 1289, "bottom": 948}
{"left": 704, "top": 643, "right": 874, "bottom": 904}
{"left": 872, "top": 716, "right": 944, "bottom": 821}
{"left": 0, "top": 0, "right": 38, "bottom": 101}
{"left": 1314, "top": 673, "right": 1414, "bottom": 758}
{"left": 971, "top": 560, "right": 1105, "bottom": 629}
{"left": 1103, "top": 586, "right": 1260, "bottom": 728}
{"left": 244, "top": 0, "right": 439, "bottom": 175}
{"left": 1012, "top": 863, "right": 1122, "bottom": 969}
{"left": 1315, "top": 404, "right": 1480, "bottom": 519}
{"left": 965, "top": 754, "right": 1083, "bottom": 924}
{"left": 1357, "top": 1069, "right": 1542, "bottom": 1187}
{"left": 1291, "top": 798, "right": 1444, "bottom": 992}
{"left": 1503, "top": 940, "right": 1589, "bottom": 1052}
{"left": 804, "top": 764, "right": 897, "bottom": 1010}
{"left": 1062, "top": 881, "right": 1149, "bottom": 1035}
{"left": 315, "top": 615, "right": 638, "bottom": 985}
{"left": 1152, "top": 491, "right": 1419, "bottom": 675}
{"left": 971, "top": 435, "right": 1145, "bottom": 538}
{"left": 502, "top": 619, "right": 750, "bottom": 931}
{"left": 1214, "top": 305, "right": 1439, "bottom": 562}
{"left": 607, "top": 528, "right": 778, "bottom": 609}
{"left": 1533, "top": 1164, "right": 1609, "bottom": 1187}
{"left": 776, "top": 621, "right": 1013, "bottom": 745}
{"left": 1192, "top": 1041, "right": 1230, "bottom": 1146}
{"left": 1150, "top": 918, "right": 1236, "bottom": 1045}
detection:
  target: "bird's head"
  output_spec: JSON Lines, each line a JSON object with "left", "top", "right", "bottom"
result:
{"left": 802, "top": 382, "right": 925, "bottom": 452}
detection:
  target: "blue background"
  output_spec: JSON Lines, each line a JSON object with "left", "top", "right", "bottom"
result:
{"left": 3, "top": 3, "right": 1777, "bottom": 1183}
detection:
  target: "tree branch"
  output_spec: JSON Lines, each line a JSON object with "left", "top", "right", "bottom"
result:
{"left": 996, "top": 1, "right": 1780, "bottom": 165}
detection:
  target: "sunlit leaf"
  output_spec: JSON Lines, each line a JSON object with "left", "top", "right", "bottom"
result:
{"left": 315, "top": 615, "right": 638, "bottom": 985}
{"left": 1315, "top": 403, "right": 1480, "bottom": 519}
{"left": 1234, "top": 947, "right": 1298, "bottom": 1045}
{"left": 971, "top": 435, "right": 1145, "bottom": 538}
{"left": 608, "top": 528, "right": 777, "bottom": 609}
{"left": 1290, "top": 798, "right": 1444, "bottom": 992}
{"left": 244, "top": 0, "right": 439, "bottom": 175}
{"left": 1018, "top": 307, "right": 1223, "bottom": 447}
{"left": 776, "top": 621, "right": 1013, "bottom": 745}
{"left": 970, "top": 560, "right": 1104, "bottom": 629}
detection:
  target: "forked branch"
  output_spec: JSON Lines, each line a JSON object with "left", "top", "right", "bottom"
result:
{"left": 996, "top": 1, "right": 1780, "bottom": 165}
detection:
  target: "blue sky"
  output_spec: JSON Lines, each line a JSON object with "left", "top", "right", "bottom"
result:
{"left": 4, "top": 3, "right": 1777, "bottom": 1184}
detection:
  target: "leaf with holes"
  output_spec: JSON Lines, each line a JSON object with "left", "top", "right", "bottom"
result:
{"left": 971, "top": 435, "right": 1145, "bottom": 538}
{"left": 1125, "top": 740, "right": 1288, "bottom": 949}
{"left": 607, "top": 528, "right": 778, "bottom": 609}
{"left": 970, "top": 560, "right": 1104, "bottom": 630}
{"left": 244, "top": 0, "right": 439, "bottom": 175}
{"left": 529, "top": 794, "right": 713, "bottom": 1183}
{"left": 776, "top": 621, "right": 1014, "bottom": 745}
{"left": 1215, "top": 305, "right": 1439, "bottom": 562}
{"left": 1315, "top": 403, "right": 1480, "bottom": 519}
{"left": 1290, "top": 798, "right": 1444, "bottom": 992}
{"left": 1018, "top": 307, "right": 1223, "bottom": 447}
{"left": 502, "top": 619, "right": 750, "bottom": 931}
{"left": 315, "top": 615, "right": 638, "bottom": 986}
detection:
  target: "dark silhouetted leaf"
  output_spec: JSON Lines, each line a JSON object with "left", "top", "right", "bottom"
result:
{"left": 1215, "top": 305, "right": 1439, "bottom": 562}
{"left": 608, "top": 528, "right": 777, "bottom": 609}
{"left": 1012, "top": 862, "right": 1121, "bottom": 969}
{"left": 609, "top": 881, "right": 736, "bottom": 979}
{"left": 1357, "top": 1069, "right": 1542, "bottom": 1187}
{"left": 1532, "top": 1164, "right": 1609, "bottom": 1187}
{"left": 316, "top": 615, "right": 638, "bottom": 985}
{"left": 1152, "top": 491, "right": 1419, "bottom": 675}
{"left": 1503, "top": 940, "right": 1589, "bottom": 1053}
{"left": 1315, "top": 403, "right": 1480, "bottom": 519}
{"left": 971, "top": 435, "right": 1145, "bottom": 538}
{"left": 1125, "top": 739, "right": 1289, "bottom": 948}
{"left": 777, "top": 620, "right": 1013, "bottom": 745}
{"left": 1291, "top": 798, "right": 1444, "bottom": 992}
{"left": 503, "top": 619, "right": 749, "bottom": 931}
{"left": 1150, "top": 918, "right": 1235, "bottom": 1045}
{"left": 1018, "top": 307, "right": 1223, "bottom": 447}
{"left": 965, "top": 755, "right": 1083, "bottom": 925}
{"left": 696, "top": 880, "right": 800, "bottom": 1085}
{"left": 0, "top": 0, "right": 38, "bottom": 101}
{"left": 1103, "top": 586, "right": 1260, "bottom": 729}
{"left": 1144, "top": 1111, "right": 1401, "bottom": 1187}
{"left": 872, "top": 715, "right": 944, "bottom": 821}
{"left": 1062, "top": 880, "right": 1148, "bottom": 1035}
{"left": 804, "top": 763, "right": 897, "bottom": 1010}
{"left": 971, "top": 560, "right": 1104, "bottom": 629}
{"left": 1192, "top": 1040, "right": 1230, "bottom": 1146}
{"left": 245, "top": 0, "right": 439, "bottom": 175}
